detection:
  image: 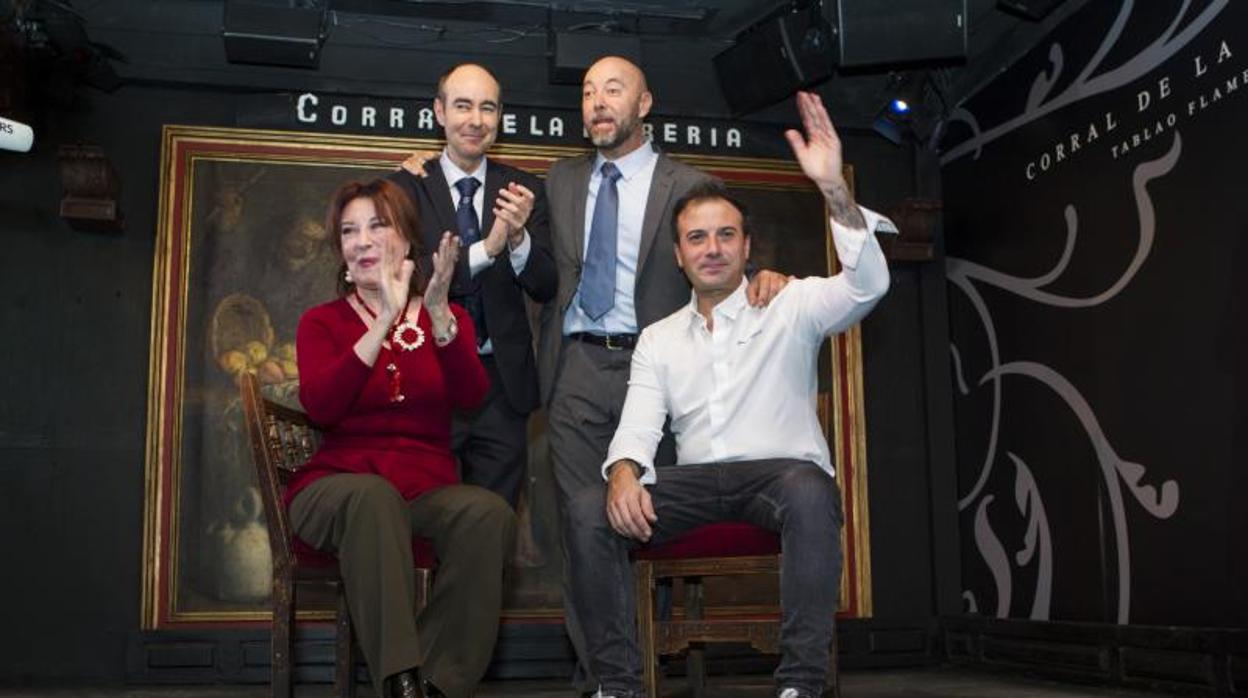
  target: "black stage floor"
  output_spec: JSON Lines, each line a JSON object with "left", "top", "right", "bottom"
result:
{"left": 0, "top": 666, "right": 1165, "bottom": 697}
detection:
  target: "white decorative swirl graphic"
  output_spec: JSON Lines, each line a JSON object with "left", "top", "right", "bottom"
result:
{"left": 944, "top": 0, "right": 1203, "bottom": 623}
{"left": 1026, "top": 45, "right": 1064, "bottom": 113}
{"left": 940, "top": 0, "right": 1226, "bottom": 166}
{"left": 948, "top": 133, "right": 1181, "bottom": 309}
{"left": 950, "top": 130, "right": 1184, "bottom": 623}
{"left": 950, "top": 344, "right": 971, "bottom": 396}
{"left": 951, "top": 130, "right": 1181, "bottom": 506}
{"left": 973, "top": 495, "right": 1012, "bottom": 618}
{"left": 1010, "top": 453, "right": 1052, "bottom": 621}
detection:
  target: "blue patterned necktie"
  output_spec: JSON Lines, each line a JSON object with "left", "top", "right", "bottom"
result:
{"left": 579, "top": 162, "right": 622, "bottom": 321}
{"left": 454, "top": 176, "right": 487, "bottom": 345}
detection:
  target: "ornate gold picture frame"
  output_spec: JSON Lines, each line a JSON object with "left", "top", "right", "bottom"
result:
{"left": 141, "top": 124, "right": 872, "bottom": 628}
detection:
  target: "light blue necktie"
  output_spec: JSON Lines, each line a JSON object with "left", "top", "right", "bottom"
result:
{"left": 579, "top": 162, "right": 622, "bottom": 321}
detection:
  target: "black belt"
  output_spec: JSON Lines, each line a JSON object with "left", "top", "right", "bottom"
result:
{"left": 569, "top": 332, "right": 638, "bottom": 351}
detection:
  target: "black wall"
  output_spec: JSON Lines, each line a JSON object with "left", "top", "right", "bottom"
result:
{"left": 1, "top": 86, "right": 236, "bottom": 682}
{"left": 0, "top": 2, "right": 954, "bottom": 683}
{"left": 940, "top": 0, "right": 1247, "bottom": 629}
{"left": 937, "top": 4, "right": 1248, "bottom": 692}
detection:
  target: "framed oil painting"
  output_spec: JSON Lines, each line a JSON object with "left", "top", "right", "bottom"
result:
{"left": 141, "top": 125, "right": 873, "bottom": 629}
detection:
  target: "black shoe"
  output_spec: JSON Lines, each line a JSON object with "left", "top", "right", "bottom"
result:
{"left": 387, "top": 668, "right": 424, "bottom": 698}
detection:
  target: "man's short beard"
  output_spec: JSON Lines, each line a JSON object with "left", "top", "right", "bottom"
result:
{"left": 591, "top": 116, "right": 638, "bottom": 150}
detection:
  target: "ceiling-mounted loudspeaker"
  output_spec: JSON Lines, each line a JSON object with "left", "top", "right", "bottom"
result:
{"left": 823, "top": 0, "right": 967, "bottom": 69}
{"left": 222, "top": 0, "right": 326, "bottom": 69}
{"left": 997, "top": 0, "right": 1066, "bottom": 21}
{"left": 549, "top": 32, "right": 642, "bottom": 85}
{"left": 713, "top": 8, "right": 836, "bottom": 115}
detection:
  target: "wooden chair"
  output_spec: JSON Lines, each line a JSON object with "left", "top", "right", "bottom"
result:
{"left": 631, "top": 522, "right": 840, "bottom": 698}
{"left": 240, "top": 372, "right": 434, "bottom": 698}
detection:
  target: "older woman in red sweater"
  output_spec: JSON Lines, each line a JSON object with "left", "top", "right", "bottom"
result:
{"left": 286, "top": 179, "right": 513, "bottom": 698}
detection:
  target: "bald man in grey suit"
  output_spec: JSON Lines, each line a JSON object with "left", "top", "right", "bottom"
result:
{"left": 539, "top": 56, "right": 787, "bottom": 504}
{"left": 538, "top": 59, "right": 711, "bottom": 505}
{"left": 538, "top": 55, "right": 787, "bottom": 694}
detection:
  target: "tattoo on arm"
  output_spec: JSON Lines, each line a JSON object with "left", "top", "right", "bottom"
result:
{"left": 826, "top": 183, "right": 867, "bottom": 229}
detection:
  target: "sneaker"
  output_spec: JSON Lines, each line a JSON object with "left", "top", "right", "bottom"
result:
{"left": 777, "top": 688, "right": 816, "bottom": 698}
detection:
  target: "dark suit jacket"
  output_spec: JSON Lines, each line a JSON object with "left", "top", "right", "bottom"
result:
{"left": 537, "top": 149, "right": 714, "bottom": 404}
{"left": 389, "top": 158, "right": 557, "bottom": 415}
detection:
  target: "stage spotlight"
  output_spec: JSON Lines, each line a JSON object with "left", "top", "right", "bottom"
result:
{"left": 873, "top": 71, "right": 929, "bottom": 144}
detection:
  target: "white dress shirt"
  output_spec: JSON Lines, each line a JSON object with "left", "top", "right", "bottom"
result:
{"left": 439, "top": 151, "right": 532, "bottom": 354}
{"left": 602, "top": 207, "right": 892, "bottom": 484}
{"left": 562, "top": 140, "right": 660, "bottom": 336}
{"left": 439, "top": 151, "right": 532, "bottom": 278}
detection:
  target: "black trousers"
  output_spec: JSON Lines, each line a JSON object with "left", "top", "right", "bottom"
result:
{"left": 453, "top": 354, "right": 529, "bottom": 508}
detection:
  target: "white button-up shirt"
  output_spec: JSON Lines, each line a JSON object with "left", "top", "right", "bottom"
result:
{"left": 439, "top": 151, "right": 532, "bottom": 277}
{"left": 602, "top": 207, "right": 892, "bottom": 483}
{"left": 562, "top": 140, "right": 660, "bottom": 336}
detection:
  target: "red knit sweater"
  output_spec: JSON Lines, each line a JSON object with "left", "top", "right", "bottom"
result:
{"left": 285, "top": 297, "right": 488, "bottom": 506}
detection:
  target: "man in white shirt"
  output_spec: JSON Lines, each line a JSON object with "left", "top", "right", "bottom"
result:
{"left": 563, "top": 91, "right": 891, "bottom": 698}
{"left": 539, "top": 56, "right": 789, "bottom": 694}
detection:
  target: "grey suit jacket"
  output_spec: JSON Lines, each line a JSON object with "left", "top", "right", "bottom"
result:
{"left": 537, "top": 149, "right": 714, "bottom": 404}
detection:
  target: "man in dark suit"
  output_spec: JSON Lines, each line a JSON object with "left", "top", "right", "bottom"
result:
{"left": 537, "top": 55, "right": 787, "bottom": 694}
{"left": 390, "top": 63, "right": 556, "bottom": 508}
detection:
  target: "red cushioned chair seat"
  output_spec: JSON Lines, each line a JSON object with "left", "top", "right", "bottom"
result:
{"left": 293, "top": 536, "right": 437, "bottom": 568}
{"left": 631, "top": 522, "right": 780, "bottom": 561}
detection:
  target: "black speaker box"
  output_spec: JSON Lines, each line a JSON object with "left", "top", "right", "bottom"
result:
{"left": 998, "top": 0, "right": 1067, "bottom": 21}
{"left": 825, "top": 0, "right": 967, "bottom": 69}
{"left": 222, "top": 1, "right": 325, "bottom": 69}
{"left": 713, "top": 8, "right": 836, "bottom": 115}
{"left": 549, "top": 32, "right": 642, "bottom": 85}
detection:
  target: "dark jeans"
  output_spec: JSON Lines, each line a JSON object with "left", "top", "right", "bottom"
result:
{"left": 564, "top": 459, "right": 844, "bottom": 697}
